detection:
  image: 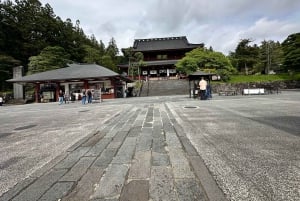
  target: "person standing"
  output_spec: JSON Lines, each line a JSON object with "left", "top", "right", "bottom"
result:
{"left": 87, "top": 90, "right": 92, "bottom": 103}
{"left": 58, "top": 90, "right": 64, "bottom": 105}
{"left": 199, "top": 77, "right": 207, "bottom": 100}
{"left": 64, "top": 92, "right": 69, "bottom": 104}
{"left": 81, "top": 90, "right": 86, "bottom": 104}
{"left": 0, "top": 96, "right": 3, "bottom": 106}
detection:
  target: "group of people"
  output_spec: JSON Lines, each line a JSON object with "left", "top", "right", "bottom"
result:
{"left": 81, "top": 90, "right": 92, "bottom": 104}
{"left": 58, "top": 89, "right": 93, "bottom": 105}
{"left": 198, "top": 77, "right": 212, "bottom": 100}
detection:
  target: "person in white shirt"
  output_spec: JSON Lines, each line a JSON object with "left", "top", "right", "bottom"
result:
{"left": 0, "top": 96, "right": 3, "bottom": 106}
{"left": 199, "top": 77, "right": 207, "bottom": 100}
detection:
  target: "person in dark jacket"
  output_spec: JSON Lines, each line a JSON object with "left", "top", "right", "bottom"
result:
{"left": 87, "top": 90, "right": 92, "bottom": 103}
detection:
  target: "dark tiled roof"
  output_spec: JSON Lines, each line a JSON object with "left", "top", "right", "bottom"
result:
{"left": 132, "top": 36, "right": 203, "bottom": 51}
{"left": 7, "top": 63, "right": 127, "bottom": 83}
{"left": 188, "top": 71, "right": 216, "bottom": 80}
{"left": 142, "top": 59, "right": 179, "bottom": 66}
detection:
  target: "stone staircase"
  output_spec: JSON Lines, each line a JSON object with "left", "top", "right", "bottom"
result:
{"left": 140, "top": 79, "right": 189, "bottom": 97}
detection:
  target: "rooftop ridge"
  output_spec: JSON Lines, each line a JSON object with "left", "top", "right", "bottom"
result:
{"left": 134, "top": 36, "right": 187, "bottom": 42}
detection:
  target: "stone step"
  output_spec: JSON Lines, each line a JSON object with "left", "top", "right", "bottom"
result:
{"left": 140, "top": 79, "right": 189, "bottom": 97}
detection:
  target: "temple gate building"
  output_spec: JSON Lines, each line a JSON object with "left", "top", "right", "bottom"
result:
{"left": 119, "top": 36, "right": 204, "bottom": 79}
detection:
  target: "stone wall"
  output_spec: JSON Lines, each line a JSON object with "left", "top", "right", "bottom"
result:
{"left": 211, "top": 80, "right": 300, "bottom": 95}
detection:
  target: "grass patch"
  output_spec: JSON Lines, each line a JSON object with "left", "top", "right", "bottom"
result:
{"left": 227, "top": 73, "right": 300, "bottom": 83}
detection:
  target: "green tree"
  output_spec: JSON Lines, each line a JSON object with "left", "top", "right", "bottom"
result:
{"left": 232, "top": 39, "right": 259, "bottom": 74}
{"left": 82, "top": 45, "right": 102, "bottom": 64}
{"left": 254, "top": 40, "right": 284, "bottom": 74}
{"left": 106, "top": 37, "right": 119, "bottom": 62}
{"left": 10, "top": 0, "right": 51, "bottom": 62}
{"left": 99, "top": 40, "right": 106, "bottom": 56}
{"left": 0, "top": 0, "right": 103, "bottom": 68}
{"left": 282, "top": 32, "right": 300, "bottom": 72}
{"left": 100, "top": 55, "right": 117, "bottom": 72}
{"left": 176, "top": 48, "right": 236, "bottom": 81}
{"left": 130, "top": 52, "right": 145, "bottom": 79}
{"left": 122, "top": 47, "right": 135, "bottom": 76}
{"left": 27, "top": 46, "right": 70, "bottom": 74}
{"left": 1, "top": 0, "right": 118, "bottom": 91}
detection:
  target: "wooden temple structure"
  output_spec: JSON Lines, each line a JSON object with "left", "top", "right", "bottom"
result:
{"left": 119, "top": 36, "right": 204, "bottom": 79}
{"left": 7, "top": 63, "right": 132, "bottom": 103}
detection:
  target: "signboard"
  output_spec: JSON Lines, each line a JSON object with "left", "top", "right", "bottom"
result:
{"left": 150, "top": 70, "right": 157, "bottom": 74}
{"left": 43, "top": 91, "right": 54, "bottom": 99}
{"left": 93, "top": 89, "right": 102, "bottom": 102}
{"left": 169, "top": 69, "right": 176, "bottom": 73}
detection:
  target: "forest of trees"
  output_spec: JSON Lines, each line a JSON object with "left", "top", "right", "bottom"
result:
{"left": 1, "top": 0, "right": 299, "bottom": 92}
{"left": 229, "top": 33, "right": 300, "bottom": 75}
{"left": 0, "top": 0, "right": 122, "bottom": 91}
{"left": 176, "top": 33, "right": 300, "bottom": 81}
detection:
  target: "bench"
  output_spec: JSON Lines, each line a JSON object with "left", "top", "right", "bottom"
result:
{"left": 219, "top": 90, "right": 237, "bottom": 96}
{"left": 265, "top": 86, "right": 280, "bottom": 94}
{"left": 243, "top": 88, "right": 264, "bottom": 95}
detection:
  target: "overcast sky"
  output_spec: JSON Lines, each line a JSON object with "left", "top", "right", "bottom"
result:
{"left": 40, "top": 0, "right": 300, "bottom": 55}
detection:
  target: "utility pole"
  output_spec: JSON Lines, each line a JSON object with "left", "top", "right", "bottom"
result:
{"left": 128, "top": 57, "right": 130, "bottom": 78}
{"left": 266, "top": 41, "right": 272, "bottom": 74}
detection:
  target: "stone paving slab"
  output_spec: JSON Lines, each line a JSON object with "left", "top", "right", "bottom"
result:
{"left": 128, "top": 151, "right": 151, "bottom": 180}
{"left": 149, "top": 166, "right": 178, "bottom": 201}
{"left": 59, "top": 156, "right": 95, "bottom": 182}
{"left": 11, "top": 169, "right": 68, "bottom": 201}
{"left": 38, "top": 181, "right": 74, "bottom": 201}
{"left": 111, "top": 137, "right": 137, "bottom": 164}
{"left": 152, "top": 152, "right": 170, "bottom": 166}
{"left": 62, "top": 166, "right": 106, "bottom": 201}
{"left": 0, "top": 177, "right": 36, "bottom": 201}
{"left": 119, "top": 180, "right": 149, "bottom": 201}
{"left": 93, "top": 148, "right": 118, "bottom": 167}
{"left": 135, "top": 133, "right": 152, "bottom": 152}
{"left": 85, "top": 137, "right": 112, "bottom": 157}
{"left": 91, "top": 164, "right": 129, "bottom": 199}
{"left": 54, "top": 147, "right": 91, "bottom": 169}
{"left": 175, "top": 179, "right": 207, "bottom": 201}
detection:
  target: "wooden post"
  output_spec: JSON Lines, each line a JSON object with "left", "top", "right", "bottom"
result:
{"left": 111, "top": 78, "right": 116, "bottom": 98}
{"left": 83, "top": 80, "right": 89, "bottom": 89}
{"left": 35, "top": 83, "right": 40, "bottom": 103}
{"left": 189, "top": 80, "right": 191, "bottom": 98}
{"left": 56, "top": 83, "right": 60, "bottom": 102}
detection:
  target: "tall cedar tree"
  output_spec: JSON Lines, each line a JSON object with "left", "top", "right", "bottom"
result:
{"left": 282, "top": 32, "right": 300, "bottom": 72}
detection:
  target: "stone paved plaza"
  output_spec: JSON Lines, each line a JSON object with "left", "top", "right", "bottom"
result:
{"left": 0, "top": 91, "right": 299, "bottom": 201}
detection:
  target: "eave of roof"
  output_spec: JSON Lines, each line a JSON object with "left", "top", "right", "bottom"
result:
{"left": 7, "top": 63, "right": 132, "bottom": 83}
{"left": 188, "top": 71, "right": 216, "bottom": 80}
{"left": 118, "top": 60, "right": 179, "bottom": 68}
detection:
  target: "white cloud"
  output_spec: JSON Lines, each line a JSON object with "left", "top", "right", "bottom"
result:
{"left": 40, "top": 0, "right": 300, "bottom": 55}
{"left": 241, "top": 18, "right": 300, "bottom": 42}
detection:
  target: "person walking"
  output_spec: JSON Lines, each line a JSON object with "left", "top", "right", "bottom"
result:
{"left": 199, "top": 77, "right": 207, "bottom": 100}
